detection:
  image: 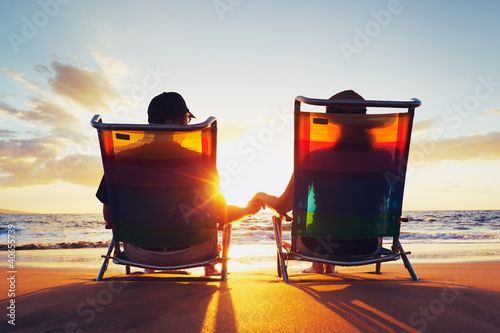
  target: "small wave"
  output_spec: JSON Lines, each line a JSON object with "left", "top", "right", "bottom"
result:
{"left": 246, "top": 225, "right": 274, "bottom": 232}
{"left": 400, "top": 232, "right": 498, "bottom": 240}
{"left": 0, "top": 241, "right": 110, "bottom": 250}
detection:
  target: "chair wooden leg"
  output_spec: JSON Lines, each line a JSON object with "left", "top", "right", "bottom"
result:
{"left": 96, "top": 238, "right": 114, "bottom": 281}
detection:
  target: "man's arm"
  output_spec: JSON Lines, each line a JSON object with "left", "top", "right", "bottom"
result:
{"left": 102, "top": 204, "right": 114, "bottom": 229}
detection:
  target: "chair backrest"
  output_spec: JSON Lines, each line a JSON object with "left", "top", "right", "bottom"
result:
{"left": 292, "top": 97, "right": 420, "bottom": 244}
{"left": 91, "top": 116, "right": 219, "bottom": 248}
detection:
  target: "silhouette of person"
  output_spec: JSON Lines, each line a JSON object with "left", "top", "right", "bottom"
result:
{"left": 97, "top": 92, "right": 261, "bottom": 276}
{"left": 253, "top": 90, "right": 392, "bottom": 274}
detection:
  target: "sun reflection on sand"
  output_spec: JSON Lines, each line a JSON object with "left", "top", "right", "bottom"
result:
{"left": 350, "top": 300, "right": 418, "bottom": 332}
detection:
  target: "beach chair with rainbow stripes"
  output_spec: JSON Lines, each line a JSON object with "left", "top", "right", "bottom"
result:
{"left": 272, "top": 96, "right": 420, "bottom": 283}
{"left": 91, "top": 115, "right": 232, "bottom": 281}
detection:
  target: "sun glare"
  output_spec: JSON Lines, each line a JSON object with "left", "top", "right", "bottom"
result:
{"left": 216, "top": 133, "right": 293, "bottom": 207}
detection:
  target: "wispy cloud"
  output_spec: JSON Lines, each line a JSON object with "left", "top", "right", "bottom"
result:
{"left": 481, "top": 108, "right": 500, "bottom": 115}
{"left": 2, "top": 68, "right": 39, "bottom": 90}
{"left": 0, "top": 97, "right": 83, "bottom": 138}
{"left": 0, "top": 100, "right": 19, "bottom": 115}
{"left": 218, "top": 123, "right": 253, "bottom": 142}
{"left": 0, "top": 136, "right": 101, "bottom": 188}
{"left": 0, "top": 57, "right": 123, "bottom": 188}
{"left": 1, "top": 54, "right": 499, "bottom": 189}
{"left": 412, "top": 118, "right": 440, "bottom": 133}
{"left": 0, "top": 129, "right": 16, "bottom": 138}
{"left": 433, "top": 182, "right": 492, "bottom": 194}
{"left": 44, "top": 154, "right": 103, "bottom": 187}
{"left": 411, "top": 131, "right": 500, "bottom": 164}
{"left": 48, "top": 61, "right": 119, "bottom": 110}
{"left": 0, "top": 137, "right": 61, "bottom": 187}
{"left": 91, "top": 51, "right": 130, "bottom": 85}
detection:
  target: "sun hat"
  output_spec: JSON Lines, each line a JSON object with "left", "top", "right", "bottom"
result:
{"left": 326, "top": 90, "right": 367, "bottom": 114}
{"left": 323, "top": 90, "right": 395, "bottom": 128}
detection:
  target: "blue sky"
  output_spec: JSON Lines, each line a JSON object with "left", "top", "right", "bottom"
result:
{"left": 1, "top": 0, "right": 499, "bottom": 213}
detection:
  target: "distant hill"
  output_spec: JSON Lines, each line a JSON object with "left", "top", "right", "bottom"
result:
{"left": 0, "top": 208, "right": 36, "bottom": 214}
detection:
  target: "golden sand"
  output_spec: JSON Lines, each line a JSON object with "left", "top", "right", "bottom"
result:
{"left": 1, "top": 246, "right": 499, "bottom": 332}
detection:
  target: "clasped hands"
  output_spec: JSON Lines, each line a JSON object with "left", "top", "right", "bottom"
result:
{"left": 245, "top": 192, "right": 292, "bottom": 220}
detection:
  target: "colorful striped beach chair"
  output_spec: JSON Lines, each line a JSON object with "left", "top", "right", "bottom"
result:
{"left": 91, "top": 115, "right": 232, "bottom": 281}
{"left": 272, "top": 96, "right": 421, "bottom": 283}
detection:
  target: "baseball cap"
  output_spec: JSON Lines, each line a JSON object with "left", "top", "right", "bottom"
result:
{"left": 147, "top": 92, "right": 196, "bottom": 124}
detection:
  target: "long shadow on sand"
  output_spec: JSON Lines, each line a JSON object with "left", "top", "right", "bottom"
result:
{"left": 0, "top": 272, "right": 237, "bottom": 333}
{"left": 285, "top": 271, "right": 500, "bottom": 332}
{"left": 3, "top": 269, "right": 500, "bottom": 332}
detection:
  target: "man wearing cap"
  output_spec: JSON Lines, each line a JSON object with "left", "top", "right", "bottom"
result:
{"left": 96, "top": 92, "right": 261, "bottom": 276}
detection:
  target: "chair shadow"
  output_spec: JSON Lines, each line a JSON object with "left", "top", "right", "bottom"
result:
{"left": 285, "top": 271, "right": 500, "bottom": 332}
{"left": 0, "top": 272, "right": 238, "bottom": 333}
{"left": 4, "top": 268, "right": 499, "bottom": 332}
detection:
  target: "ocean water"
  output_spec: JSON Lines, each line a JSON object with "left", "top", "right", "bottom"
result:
{"left": 1, "top": 210, "right": 499, "bottom": 249}
{"left": 1, "top": 210, "right": 500, "bottom": 267}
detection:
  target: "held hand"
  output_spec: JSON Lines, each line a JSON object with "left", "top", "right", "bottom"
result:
{"left": 246, "top": 196, "right": 264, "bottom": 216}
{"left": 253, "top": 192, "right": 292, "bottom": 216}
{"left": 254, "top": 192, "right": 277, "bottom": 209}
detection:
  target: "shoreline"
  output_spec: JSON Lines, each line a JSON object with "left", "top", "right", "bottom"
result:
{"left": 2, "top": 242, "right": 500, "bottom": 268}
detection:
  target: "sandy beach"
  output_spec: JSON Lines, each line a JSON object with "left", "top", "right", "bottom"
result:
{"left": 1, "top": 246, "right": 500, "bottom": 333}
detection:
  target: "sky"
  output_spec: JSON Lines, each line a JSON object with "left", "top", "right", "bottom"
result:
{"left": 0, "top": 0, "right": 499, "bottom": 213}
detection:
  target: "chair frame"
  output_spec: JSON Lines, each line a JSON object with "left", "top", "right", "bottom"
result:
{"left": 273, "top": 96, "right": 421, "bottom": 283}
{"left": 91, "top": 115, "right": 232, "bottom": 281}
